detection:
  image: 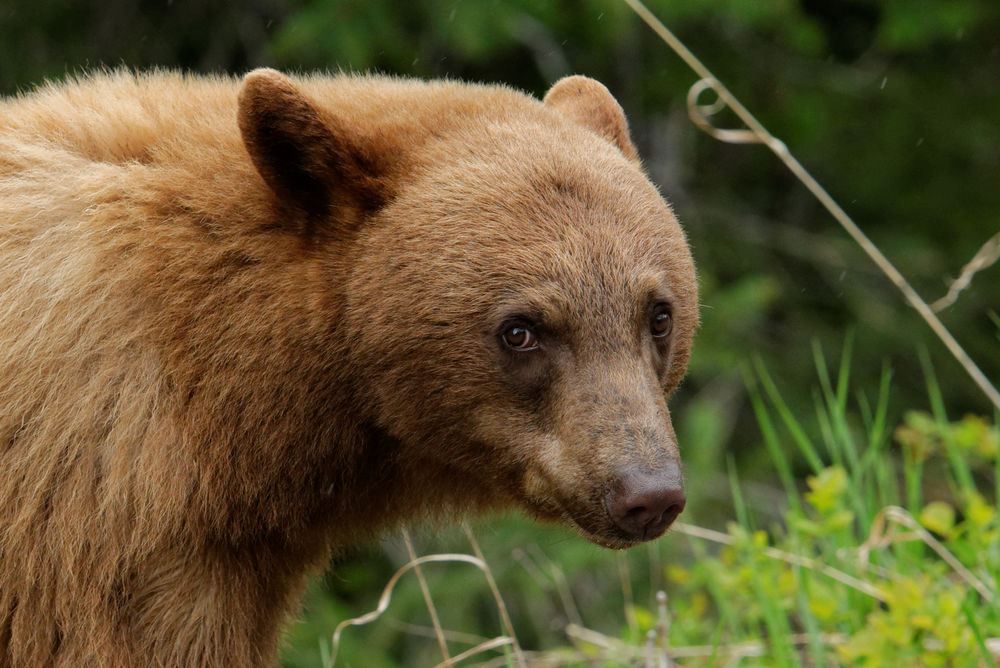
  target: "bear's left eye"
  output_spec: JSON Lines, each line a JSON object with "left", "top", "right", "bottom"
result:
{"left": 650, "top": 303, "right": 673, "bottom": 338}
{"left": 501, "top": 325, "right": 539, "bottom": 351}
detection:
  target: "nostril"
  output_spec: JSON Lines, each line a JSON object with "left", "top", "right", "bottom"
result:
{"left": 606, "top": 467, "right": 685, "bottom": 542}
{"left": 657, "top": 499, "right": 684, "bottom": 529}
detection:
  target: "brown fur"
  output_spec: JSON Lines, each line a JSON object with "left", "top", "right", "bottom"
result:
{"left": 0, "top": 69, "right": 697, "bottom": 666}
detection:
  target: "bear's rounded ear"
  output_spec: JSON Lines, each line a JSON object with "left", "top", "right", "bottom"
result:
{"left": 543, "top": 75, "right": 639, "bottom": 164}
{"left": 238, "top": 68, "right": 380, "bottom": 232}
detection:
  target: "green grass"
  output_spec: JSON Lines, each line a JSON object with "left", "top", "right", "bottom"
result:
{"left": 283, "top": 353, "right": 1000, "bottom": 667}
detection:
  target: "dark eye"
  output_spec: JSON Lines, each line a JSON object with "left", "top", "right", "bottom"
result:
{"left": 501, "top": 325, "right": 538, "bottom": 351}
{"left": 650, "top": 304, "right": 673, "bottom": 338}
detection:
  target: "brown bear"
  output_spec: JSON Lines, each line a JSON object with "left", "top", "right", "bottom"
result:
{"left": 0, "top": 69, "right": 698, "bottom": 666}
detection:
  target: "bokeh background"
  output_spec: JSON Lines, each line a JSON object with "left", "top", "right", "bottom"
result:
{"left": 3, "top": 1, "right": 997, "bottom": 665}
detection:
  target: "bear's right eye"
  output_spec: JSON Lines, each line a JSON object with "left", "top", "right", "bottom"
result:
{"left": 650, "top": 303, "right": 673, "bottom": 338}
{"left": 501, "top": 325, "right": 538, "bottom": 351}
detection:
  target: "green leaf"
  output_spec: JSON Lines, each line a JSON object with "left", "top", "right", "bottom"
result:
{"left": 823, "top": 509, "right": 855, "bottom": 532}
{"left": 920, "top": 501, "right": 956, "bottom": 537}
{"left": 963, "top": 491, "right": 996, "bottom": 529}
{"left": 804, "top": 466, "right": 848, "bottom": 513}
{"left": 630, "top": 605, "right": 655, "bottom": 633}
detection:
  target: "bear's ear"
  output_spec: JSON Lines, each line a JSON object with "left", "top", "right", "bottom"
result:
{"left": 543, "top": 75, "right": 639, "bottom": 164}
{"left": 238, "top": 68, "right": 380, "bottom": 232}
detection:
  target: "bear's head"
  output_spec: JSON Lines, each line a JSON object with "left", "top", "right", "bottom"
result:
{"left": 238, "top": 70, "right": 698, "bottom": 549}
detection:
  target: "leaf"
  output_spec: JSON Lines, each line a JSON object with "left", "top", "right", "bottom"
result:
{"left": 805, "top": 466, "right": 848, "bottom": 513}
{"left": 630, "top": 605, "right": 655, "bottom": 633}
{"left": 823, "top": 509, "right": 855, "bottom": 531}
{"left": 807, "top": 582, "right": 840, "bottom": 621}
{"left": 919, "top": 501, "right": 956, "bottom": 537}
{"left": 963, "top": 491, "right": 996, "bottom": 528}
{"left": 790, "top": 516, "right": 824, "bottom": 536}
{"left": 666, "top": 565, "right": 692, "bottom": 585}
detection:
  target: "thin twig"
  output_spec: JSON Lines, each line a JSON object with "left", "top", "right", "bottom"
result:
{"left": 653, "top": 590, "right": 673, "bottom": 667}
{"left": 510, "top": 547, "right": 552, "bottom": 591}
{"left": 525, "top": 542, "right": 584, "bottom": 627}
{"left": 403, "top": 529, "right": 451, "bottom": 662}
{"left": 433, "top": 636, "right": 516, "bottom": 668}
{"left": 855, "top": 505, "right": 996, "bottom": 602}
{"left": 462, "top": 523, "right": 528, "bottom": 667}
{"left": 931, "top": 232, "right": 1000, "bottom": 312}
{"left": 567, "top": 623, "right": 851, "bottom": 659}
{"left": 616, "top": 552, "right": 639, "bottom": 640}
{"left": 387, "top": 620, "right": 490, "bottom": 646}
{"left": 328, "top": 553, "right": 507, "bottom": 668}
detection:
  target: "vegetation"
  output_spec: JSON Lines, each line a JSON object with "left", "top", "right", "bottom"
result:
{"left": 277, "top": 351, "right": 999, "bottom": 666}
{"left": 2, "top": 0, "right": 997, "bottom": 664}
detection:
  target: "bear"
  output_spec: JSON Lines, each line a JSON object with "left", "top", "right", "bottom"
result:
{"left": 0, "top": 69, "right": 698, "bottom": 666}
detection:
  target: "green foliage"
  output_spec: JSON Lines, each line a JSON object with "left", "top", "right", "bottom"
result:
{"left": 689, "top": 358, "right": 1000, "bottom": 666}
{"left": 896, "top": 410, "right": 1000, "bottom": 464}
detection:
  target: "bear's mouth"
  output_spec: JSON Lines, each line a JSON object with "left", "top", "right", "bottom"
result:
{"left": 523, "top": 492, "right": 649, "bottom": 550}
{"left": 564, "top": 511, "right": 665, "bottom": 550}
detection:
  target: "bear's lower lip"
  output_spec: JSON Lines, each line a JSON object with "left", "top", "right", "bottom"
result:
{"left": 560, "top": 510, "right": 668, "bottom": 549}
{"left": 567, "top": 519, "right": 651, "bottom": 550}
{"left": 522, "top": 492, "right": 666, "bottom": 548}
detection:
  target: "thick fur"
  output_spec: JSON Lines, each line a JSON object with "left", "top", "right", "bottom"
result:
{"left": 0, "top": 70, "right": 697, "bottom": 666}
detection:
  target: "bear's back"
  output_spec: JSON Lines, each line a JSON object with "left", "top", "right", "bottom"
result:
{"left": 0, "top": 71, "right": 537, "bottom": 172}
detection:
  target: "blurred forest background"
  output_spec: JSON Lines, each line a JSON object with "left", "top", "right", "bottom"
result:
{"left": 2, "top": 0, "right": 998, "bottom": 665}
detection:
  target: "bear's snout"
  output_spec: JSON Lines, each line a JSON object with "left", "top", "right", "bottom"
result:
{"left": 605, "top": 466, "right": 685, "bottom": 541}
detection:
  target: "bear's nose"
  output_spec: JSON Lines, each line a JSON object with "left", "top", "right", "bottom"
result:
{"left": 606, "top": 467, "right": 685, "bottom": 541}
